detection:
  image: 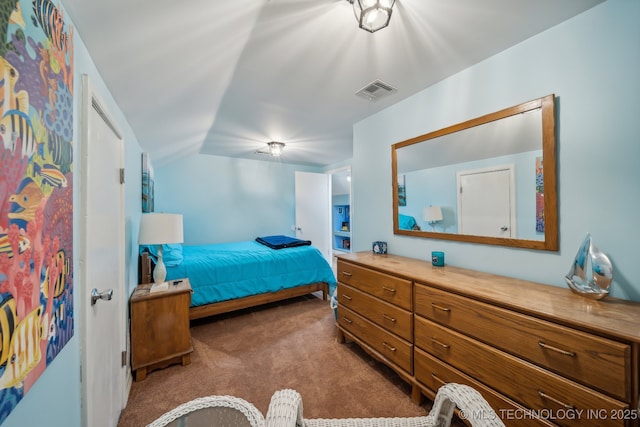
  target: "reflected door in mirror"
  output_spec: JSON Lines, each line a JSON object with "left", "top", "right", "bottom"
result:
{"left": 458, "top": 166, "right": 514, "bottom": 238}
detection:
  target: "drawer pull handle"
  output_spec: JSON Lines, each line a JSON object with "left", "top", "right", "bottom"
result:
{"left": 382, "top": 314, "right": 397, "bottom": 323}
{"left": 430, "top": 337, "right": 450, "bottom": 349}
{"left": 341, "top": 294, "right": 353, "bottom": 301}
{"left": 382, "top": 286, "right": 397, "bottom": 293}
{"left": 341, "top": 317, "right": 353, "bottom": 324}
{"left": 382, "top": 342, "right": 397, "bottom": 352}
{"left": 341, "top": 271, "right": 353, "bottom": 277}
{"left": 431, "top": 303, "right": 451, "bottom": 312}
{"left": 537, "top": 390, "right": 575, "bottom": 410}
{"left": 538, "top": 341, "right": 576, "bottom": 357}
{"left": 431, "top": 373, "right": 447, "bottom": 387}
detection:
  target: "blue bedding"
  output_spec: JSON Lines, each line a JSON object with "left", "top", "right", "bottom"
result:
{"left": 163, "top": 241, "right": 337, "bottom": 308}
{"left": 398, "top": 214, "right": 418, "bottom": 230}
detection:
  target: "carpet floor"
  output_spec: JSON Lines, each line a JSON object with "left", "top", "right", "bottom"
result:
{"left": 117, "top": 294, "right": 444, "bottom": 426}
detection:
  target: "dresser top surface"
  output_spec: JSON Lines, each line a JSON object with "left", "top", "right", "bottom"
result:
{"left": 337, "top": 252, "right": 640, "bottom": 342}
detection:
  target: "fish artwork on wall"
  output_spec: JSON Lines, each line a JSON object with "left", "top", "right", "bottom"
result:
{"left": 0, "top": 0, "right": 74, "bottom": 422}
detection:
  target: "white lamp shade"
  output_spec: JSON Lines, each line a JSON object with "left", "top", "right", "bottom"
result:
{"left": 138, "top": 213, "right": 184, "bottom": 245}
{"left": 423, "top": 206, "right": 443, "bottom": 223}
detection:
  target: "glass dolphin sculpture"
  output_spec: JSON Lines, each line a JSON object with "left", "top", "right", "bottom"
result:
{"left": 564, "top": 233, "right": 613, "bottom": 300}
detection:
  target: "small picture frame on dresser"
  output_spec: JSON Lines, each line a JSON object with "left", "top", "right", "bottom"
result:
{"left": 372, "top": 241, "right": 387, "bottom": 254}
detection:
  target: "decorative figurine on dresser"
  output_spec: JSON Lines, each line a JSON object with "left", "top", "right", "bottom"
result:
{"left": 565, "top": 233, "right": 613, "bottom": 300}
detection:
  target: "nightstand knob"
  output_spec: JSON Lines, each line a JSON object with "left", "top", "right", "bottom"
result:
{"left": 91, "top": 288, "right": 113, "bottom": 306}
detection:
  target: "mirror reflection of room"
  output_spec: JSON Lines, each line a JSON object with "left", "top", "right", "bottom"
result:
{"left": 392, "top": 94, "right": 557, "bottom": 251}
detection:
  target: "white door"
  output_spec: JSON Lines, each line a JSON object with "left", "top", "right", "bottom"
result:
{"left": 457, "top": 165, "right": 515, "bottom": 238}
{"left": 80, "top": 75, "right": 126, "bottom": 427}
{"left": 294, "top": 171, "right": 331, "bottom": 263}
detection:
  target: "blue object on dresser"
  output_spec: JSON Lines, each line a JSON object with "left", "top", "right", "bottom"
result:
{"left": 432, "top": 251, "right": 445, "bottom": 267}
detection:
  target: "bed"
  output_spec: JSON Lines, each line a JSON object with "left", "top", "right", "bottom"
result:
{"left": 140, "top": 237, "right": 337, "bottom": 320}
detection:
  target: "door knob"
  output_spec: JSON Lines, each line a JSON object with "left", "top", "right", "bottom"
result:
{"left": 91, "top": 288, "right": 113, "bottom": 306}
{"left": 500, "top": 226, "right": 509, "bottom": 231}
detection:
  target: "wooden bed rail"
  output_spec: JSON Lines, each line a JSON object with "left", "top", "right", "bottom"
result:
{"left": 189, "top": 282, "right": 328, "bottom": 320}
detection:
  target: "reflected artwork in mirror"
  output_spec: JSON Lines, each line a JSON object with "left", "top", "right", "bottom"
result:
{"left": 392, "top": 94, "right": 558, "bottom": 251}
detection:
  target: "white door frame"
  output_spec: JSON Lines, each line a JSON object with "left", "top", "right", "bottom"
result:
{"left": 79, "top": 74, "right": 128, "bottom": 426}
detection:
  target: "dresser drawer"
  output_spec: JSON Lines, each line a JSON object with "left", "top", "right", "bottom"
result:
{"left": 415, "top": 283, "right": 631, "bottom": 401}
{"left": 337, "top": 260, "right": 412, "bottom": 310}
{"left": 338, "top": 283, "right": 412, "bottom": 341}
{"left": 338, "top": 305, "right": 413, "bottom": 373}
{"left": 414, "top": 347, "right": 554, "bottom": 427}
{"left": 415, "top": 316, "right": 628, "bottom": 427}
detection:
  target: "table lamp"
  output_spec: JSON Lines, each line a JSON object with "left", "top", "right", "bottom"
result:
{"left": 138, "top": 213, "right": 183, "bottom": 290}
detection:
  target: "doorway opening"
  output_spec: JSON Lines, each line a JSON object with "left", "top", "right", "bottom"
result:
{"left": 329, "top": 166, "right": 352, "bottom": 270}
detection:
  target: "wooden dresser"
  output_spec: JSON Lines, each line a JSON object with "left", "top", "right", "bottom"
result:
{"left": 336, "top": 259, "right": 414, "bottom": 385}
{"left": 336, "top": 252, "right": 640, "bottom": 427}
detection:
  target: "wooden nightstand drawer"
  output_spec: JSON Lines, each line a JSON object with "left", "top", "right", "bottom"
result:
{"left": 337, "top": 260, "right": 412, "bottom": 310}
{"left": 414, "top": 283, "right": 631, "bottom": 400}
{"left": 338, "top": 283, "right": 412, "bottom": 341}
{"left": 339, "top": 305, "right": 413, "bottom": 373}
{"left": 415, "top": 316, "right": 628, "bottom": 427}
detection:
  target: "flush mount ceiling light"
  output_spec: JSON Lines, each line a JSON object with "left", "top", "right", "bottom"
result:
{"left": 255, "top": 141, "right": 286, "bottom": 157}
{"left": 267, "top": 141, "right": 284, "bottom": 157}
{"left": 267, "top": 141, "right": 285, "bottom": 157}
{"left": 348, "top": 0, "right": 396, "bottom": 33}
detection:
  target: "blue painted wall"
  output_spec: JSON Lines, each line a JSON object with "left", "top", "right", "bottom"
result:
{"left": 352, "top": 0, "right": 640, "bottom": 301}
{"left": 154, "top": 155, "right": 322, "bottom": 245}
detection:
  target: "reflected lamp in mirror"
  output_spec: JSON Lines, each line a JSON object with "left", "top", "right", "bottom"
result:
{"left": 423, "top": 206, "right": 443, "bottom": 231}
{"left": 139, "top": 213, "right": 184, "bottom": 289}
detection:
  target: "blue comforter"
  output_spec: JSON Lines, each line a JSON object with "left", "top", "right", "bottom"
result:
{"left": 165, "top": 241, "right": 336, "bottom": 308}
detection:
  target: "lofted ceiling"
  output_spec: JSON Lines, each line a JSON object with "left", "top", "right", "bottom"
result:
{"left": 60, "top": 0, "right": 604, "bottom": 167}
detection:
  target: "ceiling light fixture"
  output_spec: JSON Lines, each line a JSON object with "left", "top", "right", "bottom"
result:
{"left": 348, "top": 0, "right": 396, "bottom": 33}
{"left": 267, "top": 141, "right": 285, "bottom": 157}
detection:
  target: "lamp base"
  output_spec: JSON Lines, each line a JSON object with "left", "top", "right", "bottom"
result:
{"left": 152, "top": 245, "right": 167, "bottom": 287}
{"left": 150, "top": 282, "right": 169, "bottom": 293}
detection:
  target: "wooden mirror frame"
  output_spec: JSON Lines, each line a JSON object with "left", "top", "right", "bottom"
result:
{"left": 392, "top": 94, "right": 558, "bottom": 251}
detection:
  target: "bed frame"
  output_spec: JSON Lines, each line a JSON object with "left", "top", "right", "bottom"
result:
{"left": 140, "top": 252, "right": 328, "bottom": 320}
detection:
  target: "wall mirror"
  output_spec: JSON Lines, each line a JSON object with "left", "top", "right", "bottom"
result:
{"left": 392, "top": 94, "right": 557, "bottom": 251}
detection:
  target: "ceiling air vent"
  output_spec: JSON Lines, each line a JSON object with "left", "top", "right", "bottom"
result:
{"left": 355, "top": 79, "right": 397, "bottom": 101}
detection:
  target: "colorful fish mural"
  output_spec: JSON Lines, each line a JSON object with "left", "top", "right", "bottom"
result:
{"left": 0, "top": 0, "right": 73, "bottom": 422}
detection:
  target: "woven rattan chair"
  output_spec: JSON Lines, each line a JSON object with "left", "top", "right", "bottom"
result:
{"left": 266, "top": 383, "right": 505, "bottom": 427}
{"left": 146, "top": 395, "right": 265, "bottom": 427}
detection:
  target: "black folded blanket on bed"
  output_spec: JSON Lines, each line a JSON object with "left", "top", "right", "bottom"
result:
{"left": 255, "top": 235, "right": 312, "bottom": 250}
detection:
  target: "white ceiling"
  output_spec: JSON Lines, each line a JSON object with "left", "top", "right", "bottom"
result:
{"left": 60, "top": 0, "right": 604, "bottom": 168}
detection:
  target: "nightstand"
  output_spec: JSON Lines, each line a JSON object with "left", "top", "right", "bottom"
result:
{"left": 130, "top": 278, "right": 193, "bottom": 381}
